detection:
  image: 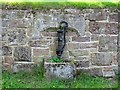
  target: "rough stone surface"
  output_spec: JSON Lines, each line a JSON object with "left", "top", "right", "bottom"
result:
{"left": 75, "top": 60, "right": 89, "bottom": 67}
{"left": 32, "top": 56, "right": 44, "bottom": 63}
{"left": 34, "top": 13, "right": 86, "bottom": 36}
{"left": 29, "top": 39, "right": 50, "bottom": 47}
{"left": 14, "top": 47, "right": 31, "bottom": 61}
{"left": 98, "top": 35, "right": 117, "bottom": 52}
{"left": 109, "top": 13, "right": 118, "bottom": 22}
{"left": 69, "top": 49, "right": 89, "bottom": 57}
{"left": 33, "top": 48, "right": 49, "bottom": 56}
{"left": 44, "top": 62, "right": 76, "bottom": 80}
{"left": 67, "top": 42, "right": 79, "bottom": 50}
{"left": 3, "top": 56, "right": 14, "bottom": 65}
{"left": 91, "top": 52, "right": 114, "bottom": 66}
{"left": 72, "top": 36, "right": 90, "bottom": 42}
{"left": 102, "top": 66, "right": 115, "bottom": 77}
{"left": 79, "top": 42, "right": 98, "bottom": 49}
{"left": 2, "top": 46, "right": 12, "bottom": 55}
{"left": 84, "top": 9, "right": 108, "bottom": 21}
{"left": 1, "top": 9, "right": 118, "bottom": 77}
{"left": 13, "top": 62, "right": 36, "bottom": 73}
{"left": 7, "top": 29, "right": 27, "bottom": 45}
{"left": 89, "top": 21, "right": 118, "bottom": 34}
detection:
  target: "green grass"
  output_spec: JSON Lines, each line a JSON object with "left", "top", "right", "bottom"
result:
{"left": 2, "top": 66, "right": 118, "bottom": 88}
{"left": 0, "top": 2, "right": 119, "bottom": 10}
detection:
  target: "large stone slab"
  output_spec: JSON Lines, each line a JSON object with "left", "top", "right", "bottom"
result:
{"left": 76, "top": 66, "right": 116, "bottom": 77}
{"left": 89, "top": 21, "right": 118, "bottom": 34}
{"left": 14, "top": 46, "right": 31, "bottom": 61}
{"left": 7, "top": 29, "right": 27, "bottom": 45}
{"left": 44, "top": 62, "right": 76, "bottom": 80}
{"left": 91, "top": 52, "right": 115, "bottom": 66}
{"left": 13, "top": 62, "right": 36, "bottom": 73}
{"left": 98, "top": 35, "right": 117, "bottom": 52}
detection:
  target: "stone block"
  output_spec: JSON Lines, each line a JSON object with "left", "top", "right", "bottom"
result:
{"left": 91, "top": 34, "right": 100, "bottom": 41}
{"left": 90, "top": 66, "right": 103, "bottom": 76}
{"left": 2, "top": 20, "right": 9, "bottom": 27}
{"left": 61, "top": 51, "right": 70, "bottom": 61}
{"left": 13, "top": 62, "right": 36, "bottom": 73}
{"left": 3, "top": 56, "right": 14, "bottom": 65}
{"left": 77, "top": 66, "right": 116, "bottom": 77}
{"left": 79, "top": 41, "right": 98, "bottom": 49}
{"left": 102, "top": 66, "right": 115, "bottom": 77}
{"left": 41, "top": 31, "right": 57, "bottom": 37}
{"left": 91, "top": 52, "right": 114, "bottom": 66}
{"left": 69, "top": 49, "right": 89, "bottom": 57}
{"left": 72, "top": 36, "right": 90, "bottom": 42}
{"left": 2, "top": 10, "right": 28, "bottom": 20}
{"left": 76, "top": 67, "right": 90, "bottom": 75}
{"left": 66, "top": 31, "right": 78, "bottom": 37}
{"left": 75, "top": 60, "right": 89, "bottom": 67}
{"left": 29, "top": 40, "right": 50, "bottom": 47}
{"left": 89, "top": 21, "right": 118, "bottom": 34}
{"left": 98, "top": 35, "right": 117, "bottom": 52}
{"left": 2, "top": 10, "right": 17, "bottom": 19}
{"left": 44, "top": 62, "right": 76, "bottom": 80}
{"left": 9, "top": 19, "right": 32, "bottom": 28}
{"left": 1, "top": 32, "right": 7, "bottom": 41}
{"left": 112, "top": 65, "right": 118, "bottom": 75}
{"left": 67, "top": 42, "right": 79, "bottom": 50}
{"left": 112, "top": 53, "right": 117, "bottom": 65}
{"left": 76, "top": 56, "right": 90, "bottom": 60}
{"left": 64, "top": 9, "right": 80, "bottom": 14}
{"left": 50, "top": 43, "right": 57, "bottom": 51}
{"left": 2, "top": 63, "right": 12, "bottom": 70}
{"left": 33, "top": 48, "right": 50, "bottom": 56}
{"left": 85, "top": 9, "right": 108, "bottom": 21}
{"left": 14, "top": 46, "right": 31, "bottom": 61}
{"left": 50, "top": 51, "right": 56, "bottom": 57}
{"left": 32, "top": 56, "right": 44, "bottom": 63}
{"left": 109, "top": 13, "right": 118, "bottom": 22}
{"left": 7, "top": 29, "right": 27, "bottom": 45}
{"left": 2, "top": 46, "right": 12, "bottom": 56}
{"left": 16, "top": 10, "right": 25, "bottom": 18}
{"left": 89, "top": 48, "right": 98, "bottom": 53}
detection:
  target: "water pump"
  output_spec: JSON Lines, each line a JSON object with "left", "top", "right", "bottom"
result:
{"left": 56, "top": 21, "right": 68, "bottom": 59}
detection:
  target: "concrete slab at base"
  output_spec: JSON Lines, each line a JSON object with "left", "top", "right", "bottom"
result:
{"left": 44, "top": 62, "right": 76, "bottom": 80}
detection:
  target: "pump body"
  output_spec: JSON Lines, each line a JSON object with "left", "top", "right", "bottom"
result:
{"left": 56, "top": 21, "right": 68, "bottom": 59}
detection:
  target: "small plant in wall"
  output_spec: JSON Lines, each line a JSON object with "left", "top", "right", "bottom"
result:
{"left": 48, "top": 56, "right": 63, "bottom": 63}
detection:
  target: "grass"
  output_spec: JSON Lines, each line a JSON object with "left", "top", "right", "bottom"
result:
{"left": 0, "top": 2, "right": 119, "bottom": 10}
{"left": 2, "top": 65, "right": 118, "bottom": 88}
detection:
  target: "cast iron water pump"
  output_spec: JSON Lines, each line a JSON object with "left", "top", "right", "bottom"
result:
{"left": 56, "top": 21, "right": 68, "bottom": 59}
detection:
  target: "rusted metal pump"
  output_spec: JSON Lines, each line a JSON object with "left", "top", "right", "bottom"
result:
{"left": 56, "top": 21, "right": 68, "bottom": 59}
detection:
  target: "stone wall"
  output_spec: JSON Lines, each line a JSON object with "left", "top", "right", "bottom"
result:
{"left": 1, "top": 8, "right": 119, "bottom": 77}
